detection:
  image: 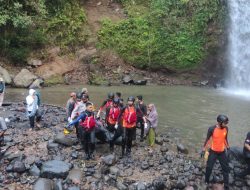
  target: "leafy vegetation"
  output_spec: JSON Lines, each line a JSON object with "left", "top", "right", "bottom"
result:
{"left": 0, "top": 0, "right": 87, "bottom": 64}
{"left": 98, "top": 0, "right": 225, "bottom": 70}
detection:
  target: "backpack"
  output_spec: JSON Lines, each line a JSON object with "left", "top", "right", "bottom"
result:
{"left": 0, "top": 82, "right": 4, "bottom": 93}
{"left": 36, "top": 92, "right": 41, "bottom": 106}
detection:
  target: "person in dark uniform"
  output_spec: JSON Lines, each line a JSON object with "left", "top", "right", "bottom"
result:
{"left": 135, "top": 95, "right": 147, "bottom": 141}
{"left": 201, "top": 114, "right": 230, "bottom": 190}
{"left": 236, "top": 132, "right": 250, "bottom": 178}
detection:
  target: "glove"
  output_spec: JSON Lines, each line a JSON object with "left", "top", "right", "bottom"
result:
{"left": 67, "top": 117, "right": 72, "bottom": 122}
{"left": 200, "top": 150, "right": 205, "bottom": 158}
{"left": 96, "top": 111, "right": 100, "bottom": 119}
{"left": 114, "top": 123, "right": 118, "bottom": 129}
{"left": 144, "top": 123, "right": 148, "bottom": 129}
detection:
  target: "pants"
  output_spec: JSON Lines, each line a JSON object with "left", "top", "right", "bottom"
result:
{"left": 122, "top": 127, "right": 135, "bottom": 155}
{"left": 205, "top": 150, "right": 229, "bottom": 186}
{"left": 79, "top": 127, "right": 95, "bottom": 155}
{"left": 137, "top": 119, "right": 144, "bottom": 139}
{"left": 0, "top": 93, "right": 4, "bottom": 106}
{"left": 238, "top": 158, "right": 250, "bottom": 177}
{"left": 28, "top": 110, "right": 41, "bottom": 128}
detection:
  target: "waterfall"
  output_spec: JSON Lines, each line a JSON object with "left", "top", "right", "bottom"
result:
{"left": 227, "top": 0, "right": 250, "bottom": 94}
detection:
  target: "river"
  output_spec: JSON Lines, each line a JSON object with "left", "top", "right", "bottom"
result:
{"left": 3, "top": 85, "right": 250, "bottom": 152}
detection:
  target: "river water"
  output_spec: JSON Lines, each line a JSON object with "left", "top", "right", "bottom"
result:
{"left": 4, "top": 85, "right": 250, "bottom": 151}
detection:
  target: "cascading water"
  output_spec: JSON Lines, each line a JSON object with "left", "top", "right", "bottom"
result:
{"left": 227, "top": 0, "right": 250, "bottom": 96}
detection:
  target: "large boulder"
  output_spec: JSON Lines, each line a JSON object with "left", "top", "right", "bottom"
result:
{"left": 54, "top": 133, "right": 78, "bottom": 147}
{"left": 0, "top": 66, "right": 12, "bottom": 84}
{"left": 13, "top": 69, "right": 37, "bottom": 87}
{"left": 29, "top": 78, "right": 44, "bottom": 89}
{"left": 33, "top": 178, "right": 53, "bottom": 190}
{"left": 40, "top": 160, "right": 72, "bottom": 179}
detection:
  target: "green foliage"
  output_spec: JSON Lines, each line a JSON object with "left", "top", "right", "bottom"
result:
{"left": 0, "top": 0, "right": 88, "bottom": 64}
{"left": 98, "top": 0, "right": 224, "bottom": 70}
{"left": 45, "top": 1, "right": 88, "bottom": 49}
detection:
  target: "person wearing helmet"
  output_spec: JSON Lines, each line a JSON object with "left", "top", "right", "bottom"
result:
{"left": 201, "top": 114, "right": 230, "bottom": 189}
{"left": 117, "top": 96, "right": 137, "bottom": 157}
{"left": 106, "top": 98, "right": 122, "bottom": 152}
{"left": 0, "top": 78, "right": 5, "bottom": 107}
{"left": 66, "top": 92, "right": 76, "bottom": 122}
{"left": 26, "top": 89, "right": 41, "bottom": 131}
{"left": 135, "top": 95, "right": 147, "bottom": 141}
{"left": 96, "top": 93, "right": 114, "bottom": 118}
{"left": 67, "top": 103, "right": 96, "bottom": 160}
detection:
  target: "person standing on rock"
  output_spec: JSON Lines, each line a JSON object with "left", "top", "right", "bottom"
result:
{"left": 144, "top": 103, "right": 158, "bottom": 148}
{"left": 0, "top": 77, "right": 5, "bottom": 107}
{"left": 235, "top": 131, "right": 250, "bottom": 178}
{"left": 66, "top": 92, "right": 76, "bottom": 122}
{"left": 201, "top": 114, "right": 230, "bottom": 189}
{"left": 136, "top": 95, "right": 147, "bottom": 142}
{"left": 96, "top": 93, "right": 114, "bottom": 119}
{"left": 118, "top": 96, "right": 137, "bottom": 157}
{"left": 26, "top": 89, "right": 41, "bottom": 131}
{"left": 68, "top": 103, "right": 96, "bottom": 160}
{"left": 106, "top": 98, "right": 122, "bottom": 152}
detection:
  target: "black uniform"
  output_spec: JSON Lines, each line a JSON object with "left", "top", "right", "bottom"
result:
{"left": 238, "top": 132, "right": 250, "bottom": 177}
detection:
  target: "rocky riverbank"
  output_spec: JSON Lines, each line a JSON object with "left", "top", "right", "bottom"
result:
{"left": 0, "top": 103, "right": 250, "bottom": 190}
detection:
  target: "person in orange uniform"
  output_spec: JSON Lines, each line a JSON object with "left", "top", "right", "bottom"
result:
{"left": 106, "top": 98, "right": 121, "bottom": 152}
{"left": 118, "top": 96, "right": 137, "bottom": 157}
{"left": 201, "top": 114, "right": 230, "bottom": 190}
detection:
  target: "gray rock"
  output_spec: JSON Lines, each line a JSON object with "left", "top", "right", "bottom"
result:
{"left": 228, "top": 146, "right": 245, "bottom": 163}
{"left": 0, "top": 66, "right": 12, "bottom": 84}
{"left": 41, "top": 160, "right": 72, "bottom": 179}
{"left": 176, "top": 179, "right": 186, "bottom": 189}
{"left": 28, "top": 59, "right": 43, "bottom": 66}
{"left": 54, "top": 179, "right": 63, "bottom": 190}
{"left": 160, "top": 146, "right": 169, "bottom": 153}
{"left": 29, "top": 164, "right": 41, "bottom": 176}
{"left": 152, "top": 177, "right": 166, "bottom": 190}
{"left": 13, "top": 161, "right": 26, "bottom": 173}
{"left": 68, "top": 187, "right": 80, "bottom": 190}
{"left": 102, "top": 154, "right": 116, "bottom": 166}
{"left": 110, "top": 166, "right": 120, "bottom": 177}
{"left": 54, "top": 133, "right": 78, "bottom": 146}
{"left": 13, "top": 69, "right": 37, "bottom": 88}
{"left": 47, "top": 141, "right": 59, "bottom": 151}
{"left": 155, "top": 137, "right": 164, "bottom": 145}
{"left": 137, "top": 182, "right": 146, "bottom": 190}
{"left": 33, "top": 178, "right": 53, "bottom": 190}
{"left": 67, "top": 169, "right": 82, "bottom": 184}
{"left": 177, "top": 144, "right": 189, "bottom": 154}
{"left": 141, "top": 162, "right": 149, "bottom": 170}
{"left": 29, "top": 78, "right": 44, "bottom": 89}
{"left": 116, "top": 181, "right": 128, "bottom": 190}
{"left": 71, "top": 151, "right": 78, "bottom": 159}
{"left": 122, "top": 75, "right": 134, "bottom": 85}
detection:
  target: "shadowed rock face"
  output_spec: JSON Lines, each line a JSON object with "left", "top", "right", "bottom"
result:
{"left": 1, "top": 102, "right": 250, "bottom": 189}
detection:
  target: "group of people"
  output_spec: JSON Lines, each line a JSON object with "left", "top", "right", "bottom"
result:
{"left": 64, "top": 88, "right": 158, "bottom": 160}
{"left": 2, "top": 82, "right": 250, "bottom": 189}
{"left": 201, "top": 115, "right": 250, "bottom": 189}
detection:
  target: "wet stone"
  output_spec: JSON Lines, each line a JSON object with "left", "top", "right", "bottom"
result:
{"left": 33, "top": 178, "right": 53, "bottom": 190}
{"left": 40, "top": 160, "right": 72, "bottom": 179}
